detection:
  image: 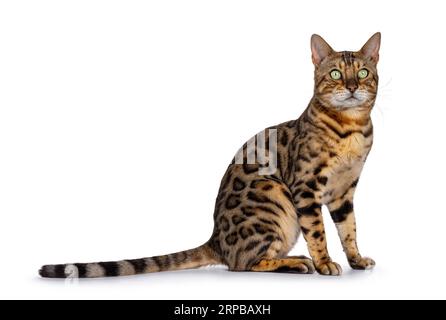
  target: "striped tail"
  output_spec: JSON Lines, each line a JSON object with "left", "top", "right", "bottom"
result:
{"left": 39, "top": 244, "right": 219, "bottom": 278}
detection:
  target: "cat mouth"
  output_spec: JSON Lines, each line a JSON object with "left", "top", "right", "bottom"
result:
{"left": 343, "top": 95, "right": 365, "bottom": 103}
{"left": 333, "top": 95, "right": 364, "bottom": 108}
{"left": 330, "top": 93, "right": 366, "bottom": 107}
{"left": 336, "top": 96, "right": 358, "bottom": 103}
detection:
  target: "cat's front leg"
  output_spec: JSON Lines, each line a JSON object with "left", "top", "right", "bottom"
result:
{"left": 327, "top": 195, "right": 375, "bottom": 270}
{"left": 296, "top": 197, "right": 342, "bottom": 276}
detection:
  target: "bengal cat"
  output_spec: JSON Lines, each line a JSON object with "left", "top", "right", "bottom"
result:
{"left": 40, "top": 33, "right": 380, "bottom": 278}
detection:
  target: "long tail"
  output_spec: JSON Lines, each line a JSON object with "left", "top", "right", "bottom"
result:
{"left": 39, "top": 244, "right": 220, "bottom": 278}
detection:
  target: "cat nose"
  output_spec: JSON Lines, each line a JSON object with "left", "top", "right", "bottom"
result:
{"left": 346, "top": 81, "right": 358, "bottom": 93}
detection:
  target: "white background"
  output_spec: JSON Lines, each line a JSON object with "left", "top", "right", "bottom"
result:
{"left": 0, "top": 0, "right": 444, "bottom": 300}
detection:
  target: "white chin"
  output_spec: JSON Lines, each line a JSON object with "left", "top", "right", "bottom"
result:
{"left": 331, "top": 98, "right": 363, "bottom": 108}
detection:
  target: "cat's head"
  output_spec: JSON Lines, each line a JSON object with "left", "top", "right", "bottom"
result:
{"left": 311, "top": 33, "right": 381, "bottom": 110}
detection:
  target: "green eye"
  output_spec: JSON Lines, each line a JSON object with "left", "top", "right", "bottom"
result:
{"left": 358, "top": 69, "right": 369, "bottom": 79}
{"left": 330, "top": 69, "right": 342, "bottom": 80}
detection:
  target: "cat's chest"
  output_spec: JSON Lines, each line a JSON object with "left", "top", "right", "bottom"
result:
{"left": 334, "top": 132, "right": 371, "bottom": 163}
{"left": 325, "top": 132, "right": 372, "bottom": 178}
{"left": 321, "top": 133, "right": 372, "bottom": 202}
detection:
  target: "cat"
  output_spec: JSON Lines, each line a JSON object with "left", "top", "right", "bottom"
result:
{"left": 39, "top": 33, "right": 380, "bottom": 278}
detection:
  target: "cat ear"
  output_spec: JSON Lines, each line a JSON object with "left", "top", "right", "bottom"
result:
{"left": 311, "top": 34, "right": 334, "bottom": 66}
{"left": 361, "top": 32, "right": 381, "bottom": 63}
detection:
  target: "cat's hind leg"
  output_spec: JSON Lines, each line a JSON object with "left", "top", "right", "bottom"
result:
{"left": 251, "top": 256, "right": 315, "bottom": 274}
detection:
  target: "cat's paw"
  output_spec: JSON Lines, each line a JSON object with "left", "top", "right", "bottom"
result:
{"left": 316, "top": 261, "right": 342, "bottom": 276}
{"left": 292, "top": 255, "right": 316, "bottom": 274}
{"left": 349, "top": 256, "right": 375, "bottom": 270}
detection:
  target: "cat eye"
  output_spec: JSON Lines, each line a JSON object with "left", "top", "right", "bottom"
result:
{"left": 330, "top": 70, "right": 342, "bottom": 80}
{"left": 358, "top": 69, "right": 369, "bottom": 79}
